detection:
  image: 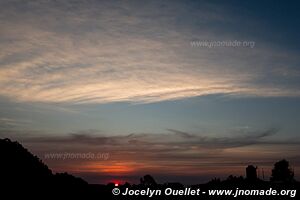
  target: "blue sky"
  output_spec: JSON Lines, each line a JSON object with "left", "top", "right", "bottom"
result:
{"left": 0, "top": 0, "right": 300, "bottom": 184}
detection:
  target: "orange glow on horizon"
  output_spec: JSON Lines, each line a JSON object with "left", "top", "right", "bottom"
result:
{"left": 101, "top": 165, "right": 133, "bottom": 174}
{"left": 81, "top": 162, "right": 137, "bottom": 175}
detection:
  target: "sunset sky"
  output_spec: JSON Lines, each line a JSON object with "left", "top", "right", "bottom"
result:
{"left": 0, "top": 0, "right": 300, "bottom": 184}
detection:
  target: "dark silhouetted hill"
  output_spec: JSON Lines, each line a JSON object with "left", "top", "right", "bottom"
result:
{"left": 0, "top": 138, "right": 52, "bottom": 184}
{"left": 0, "top": 138, "right": 90, "bottom": 198}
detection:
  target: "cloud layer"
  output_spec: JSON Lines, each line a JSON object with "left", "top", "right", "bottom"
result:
{"left": 0, "top": 0, "right": 300, "bottom": 104}
{"left": 1, "top": 128, "right": 299, "bottom": 183}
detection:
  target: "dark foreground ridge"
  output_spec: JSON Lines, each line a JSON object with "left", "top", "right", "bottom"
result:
{"left": 0, "top": 138, "right": 299, "bottom": 199}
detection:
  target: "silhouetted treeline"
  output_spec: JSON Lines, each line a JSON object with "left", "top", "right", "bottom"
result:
{"left": 0, "top": 138, "right": 299, "bottom": 199}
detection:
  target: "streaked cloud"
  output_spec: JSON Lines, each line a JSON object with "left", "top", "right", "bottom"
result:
{"left": 0, "top": 0, "right": 299, "bottom": 104}
{"left": 1, "top": 128, "right": 299, "bottom": 183}
{"left": 0, "top": 117, "right": 31, "bottom": 129}
{"left": 14, "top": 127, "right": 299, "bottom": 150}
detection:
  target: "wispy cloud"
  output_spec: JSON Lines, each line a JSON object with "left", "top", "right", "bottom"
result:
{"left": 0, "top": 0, "right": 299, "bottom": 104}
{"left": 1, "top": 128, "right": 299, "bottom": 182}
{"left": 15, "top": 128, "right": 299, "bottom": 149}
{"left": 0, "top": 117, "right": 31, "bottom": 129}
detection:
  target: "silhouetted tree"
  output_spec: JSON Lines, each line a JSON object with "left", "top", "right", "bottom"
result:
{"left": 140, "top": 174, "right": 157, "bottom": 186}
{"left": 270, "top": 159, "right": 294, "bottom": 182}
{"left": 246, "top": 165, "right": 257, "bottom": 181}
{"left": 225, "top": 175, "right": 244, "bottom": 183}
